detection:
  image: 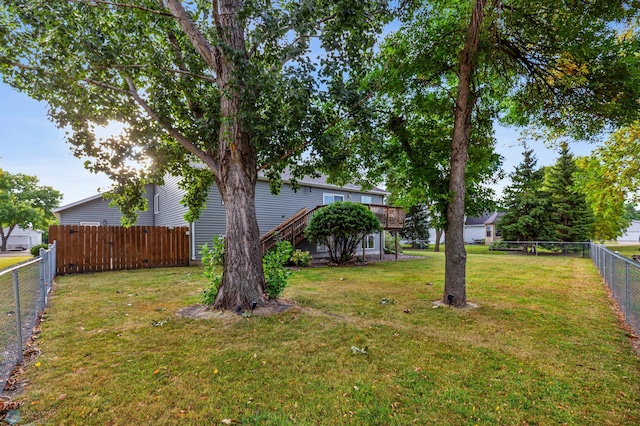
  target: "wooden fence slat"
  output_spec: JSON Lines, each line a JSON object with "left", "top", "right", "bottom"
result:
{"left": 50, "top": 225, "right": 191, "bottom": 275}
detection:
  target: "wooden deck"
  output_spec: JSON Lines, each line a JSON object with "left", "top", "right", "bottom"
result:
{"left": 260, "top": 204, "right": 405, "bottom": 254}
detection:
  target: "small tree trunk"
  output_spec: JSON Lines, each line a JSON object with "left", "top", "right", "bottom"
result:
{"left": 0, "top": 225, "right": 16, "bottom": 252}
{"left": 443, "top": 0, "right": 487, "bottom": 308}
{"left": 434, "top": 229, "right": 443, "bottom": 252}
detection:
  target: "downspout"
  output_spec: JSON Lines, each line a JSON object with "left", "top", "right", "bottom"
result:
{"left": 191, "top": 222, "right": 196, "bottom": 261}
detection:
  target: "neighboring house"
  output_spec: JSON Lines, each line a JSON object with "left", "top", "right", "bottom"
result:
{"left": 617, "top": 220, "right": 640, "bottom": 244}
{"left": 53, "top": 173, "right": 393, "bottom": 260}
{"left": 2, "top": 227, "right": 43, "bottom": 250}
{"left": 482, "top": 211, "right": 504, "bottom": 244}
{"left": 426, "top": 211, "right": 505, "bottom": 245}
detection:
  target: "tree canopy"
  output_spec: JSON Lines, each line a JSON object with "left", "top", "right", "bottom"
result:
{"left": 0, "top": 0, "right": 390, "bottom": 310}
{"left": 575, "top": 122, "right": 640, "bottom": 240}
{"left": 0, "top": 169, "right": 62, "bottom": 252}
{"left": 400, "top": 204, "right": 431, "bottom": 248}
{"left": 366, "top": 0, "right": 640, "bottom": 306}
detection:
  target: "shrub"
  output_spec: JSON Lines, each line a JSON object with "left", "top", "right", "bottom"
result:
{"left": 263, "top": 240, "right": 293, "bottom": 299}
{"left": 305, "top": 201, "right": 382, "bottom": 264}
{"left": 30, "top": 243, "right": 49, "bottom": 257}
{"left": 289, "top": 249, "right": 311, "bottom": 267}
{"left": 384, "top": 231, "right": 403, "bottom": 254}
{"left": 200, "top": 235, "right": 225, "bottom": 305}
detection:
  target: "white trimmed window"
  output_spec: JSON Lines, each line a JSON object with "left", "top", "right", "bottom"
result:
{"left": 365, "top": 234, "right": 375, "bottom": 249}
{"left": 154, "top": 194, "right": 160, "bottom": 214}
{"left": 80, "top": 221, "right": 100, "bottom": 226}
{"left": 361, "top": 195, "right": 372, "bottom": 204}
{"left": 323, "top": 193, "right": 344, "bottom": 205}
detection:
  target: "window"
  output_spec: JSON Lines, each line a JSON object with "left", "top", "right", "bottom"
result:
{"left": 80, "top": 222, "right": 100, "bottom": 226}
{"left": 316, "top": 243, "right": 328, "bottom": 252}
{"left": 486, "top": 225, "right": 492, "bottom": 238}
{"left": 361, "top": 195, "right": 372, "bottom": 204}
{"left": 365, "top": 234, "right": 375, "bottom": 249}
{"left": 495, "top": 227, "right": 502, "bottom": 238}
{"left": 154, "top": 194, "right": 160, "bottom": 214}
{"left": 323, "top": 193, "right": 344, "bottom": 205}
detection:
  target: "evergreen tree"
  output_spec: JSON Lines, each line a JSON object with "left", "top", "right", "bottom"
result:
{"left": 546, "top": 145, "right": 594, "bottom": 242}
{"left": 499, "top": 148, "right": 554, "bottom": 242}
{"left": 400, "top": 205, "right": 430, "bottom": 248}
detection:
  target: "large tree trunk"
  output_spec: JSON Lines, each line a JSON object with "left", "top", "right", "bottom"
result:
{"left": 213, "top": 160, "right": 267, "bottom": 310}
{"left": 443, "top": 0, "right": 487, "bottom": 308}
{"left": 209, "top": 0, "right": 266, "bottom": 311}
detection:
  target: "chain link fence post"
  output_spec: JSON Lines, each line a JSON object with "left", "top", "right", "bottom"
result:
{"left": 40, "top": 248, "right": 47, "bottom": 310}
{"left": 12, "top": 270, "right": 24, "bottom": 365}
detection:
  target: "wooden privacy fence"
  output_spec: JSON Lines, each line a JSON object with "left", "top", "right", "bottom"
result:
{"left": 49, "top": 225, "right": 190, "bottom": 275}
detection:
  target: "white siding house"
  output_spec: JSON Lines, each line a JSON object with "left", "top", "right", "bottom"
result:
{"left": 426, "top": 211, "right": 505, "bottom": 246}
{"left": 2, "top": 227, "right": 43, "bottom": 250}
{"left": 617, "top": 220, "right": 640, "bottom": 244}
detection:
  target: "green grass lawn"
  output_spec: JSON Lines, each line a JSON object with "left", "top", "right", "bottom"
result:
{"left": 0, "top": 256, "right": 31, "bottom": 271}
{"left": 16, "top": 253, "right": 640, "bottom": 425}
{"left": 605, "top": 244, "right": 640, "bottom": 260}
{"left": 404, "top": 245, "right": 498, "bottom": 256}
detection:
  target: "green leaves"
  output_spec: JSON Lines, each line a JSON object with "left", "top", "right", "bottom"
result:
{"left": 305, "top": 201, "right": 382, "bottom": 264}
{"left": 0, "top": 0, "right": 392, "bottom": 224}
{"left": 0, "top": 169, "right": 62, "bottom": 250}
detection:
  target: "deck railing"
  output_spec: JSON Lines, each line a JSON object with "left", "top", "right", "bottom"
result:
{"left": 259, "top": 204, "right": 405, "bottom": 254}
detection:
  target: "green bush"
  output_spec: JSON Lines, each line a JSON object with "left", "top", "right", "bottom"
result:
{"left": 305, "top": 202, "right": 382, "bottom": 264}
{"left": 384, "top": 231, "right": 403, "bottom": 254}
{"left": 200, "top": 235, "right": 225, "bottom": 305}
{"left": 30, "top": 243, "right": 49, "bottom": 257}
{"left": 289, "top": 249, "right": 311, "bottom": 267}
{"left": 263, "top": 240, "right": 293, "bottom": 299}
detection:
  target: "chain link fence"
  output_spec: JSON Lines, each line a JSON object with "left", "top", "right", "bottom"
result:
{"left": 591, "top": 243, "right": 640, "bottom": 338}
{"left": 486, "top": 241, "right": 591, "bottom": 258}
{"left": 0, "top": 243, "right": 56, "bottom": 392}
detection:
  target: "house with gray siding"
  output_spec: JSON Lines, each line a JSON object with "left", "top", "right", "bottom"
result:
{"left": 54, "top": 174, "right": 390, "bottom": 260}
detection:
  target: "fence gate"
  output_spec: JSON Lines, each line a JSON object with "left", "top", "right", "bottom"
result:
{"left": 49, "top": 225, "right": 190, "bottom": 275}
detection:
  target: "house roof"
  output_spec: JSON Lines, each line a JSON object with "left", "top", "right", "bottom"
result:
{"left": 271, "top": 171, "right": 388, "bottom": 195}
{"left": 484, "top": 211, "right": 505, "bottom": 225}
{"left": 53, "top": 193, "right": 104, "bottom": 214}
{"left": 465, "top": 211, "right": 504, "bottom": 226}
{"left": 465, "top": 213, "right": 493, "bottom": 226}
{"left": 54, "top": 172, "right": 388, "bottom": 213}
{"left": 2, "top": 227, "right": 44, "bottom": 234}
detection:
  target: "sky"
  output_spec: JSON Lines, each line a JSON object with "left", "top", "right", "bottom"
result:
{"left": 0, "top": 80, "right": 600, "bottom": 206}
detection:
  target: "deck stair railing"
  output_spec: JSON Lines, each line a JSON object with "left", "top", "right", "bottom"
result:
{"left": 260, "top": 204, "right": 405, "bottom": 254}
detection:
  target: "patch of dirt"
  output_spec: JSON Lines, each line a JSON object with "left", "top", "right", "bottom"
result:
{"left": 176, "top": 299, "right": 300, "bottom": 320}
{"left": 0, "top": 312, "right": 44, "bottom": 420}
{"left": 602, "top": 281, "right": 640, "bottom": 358}
{"left": 432, "top": 300, "right": 480, "bottom": 310}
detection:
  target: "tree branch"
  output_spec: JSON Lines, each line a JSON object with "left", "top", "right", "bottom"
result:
{"left": 123, "top": 76, "right": 221, "bottom": 180}
{"left": 257, "top": 89, "right": 378, "bottom": 172}
{"left": 258, "top": 55, "right": 397, "bottom": 171}
{"left": 104, "top": 64, "right": 217, "bottom": 83}
{"left": 165, "top": 0, "right": 219, "bottom": 71}
{"left": 68, "top": 0, "right": 173, "bottom": 17}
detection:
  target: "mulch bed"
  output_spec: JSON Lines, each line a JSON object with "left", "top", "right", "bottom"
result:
{"left": 309, "top": 253, "right": 423, "bottom": 267}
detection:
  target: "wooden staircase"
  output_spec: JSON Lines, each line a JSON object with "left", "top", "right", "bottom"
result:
{"left": 260, "top": 204, "right": 405, "bottom": 254}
